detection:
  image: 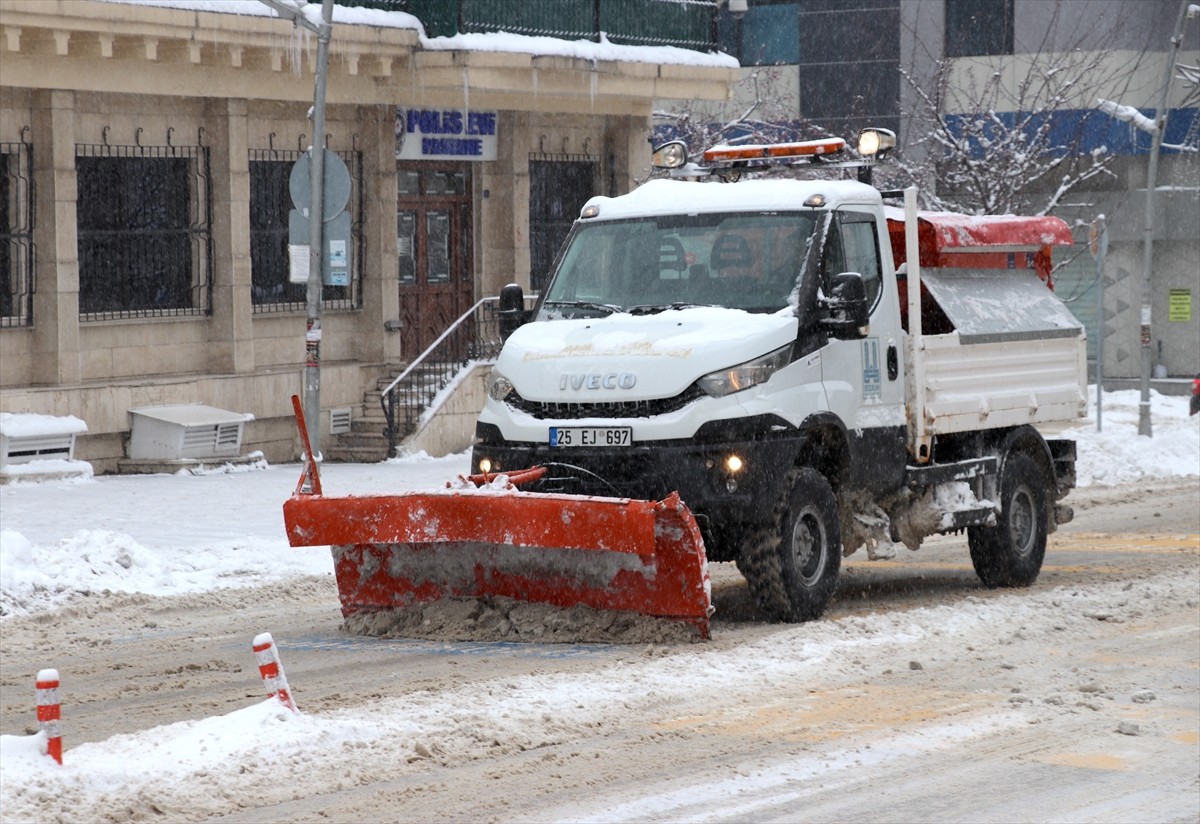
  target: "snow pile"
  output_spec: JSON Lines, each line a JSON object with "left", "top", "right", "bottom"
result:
{"left": 933, "top": 481, "right": 992, "bottom": 529}
{"left": 1065, "top": 388, "right": 1199, "bottom": 486}
{"left": 0, "top": 528, "right": 281, "bottom": 619}
{"left": 0, "top": 456, "right": 466, "bottom": 618}
{"left": 0, "top": 459, "right": 94, "bottom": 481}
{"left": 0, "top": 698, "right": 355, "bottom": 815}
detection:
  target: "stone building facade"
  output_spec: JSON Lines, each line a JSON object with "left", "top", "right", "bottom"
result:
{"left": 0, "top": 0, "right": 734, "bottom": 471}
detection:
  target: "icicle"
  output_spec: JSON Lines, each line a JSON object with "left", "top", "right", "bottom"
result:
{"left": 291, "top": 22, "right": 304, "bottom": 78}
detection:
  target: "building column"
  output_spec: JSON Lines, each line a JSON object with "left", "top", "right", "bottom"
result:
{"left": 355, "top": 104, "right": 400, "bottom": 366}
{"left": 479, "top": 110, "right": 529, "bottom": 297}
{"left": 205, "top": 97, "right": 254, "bottom": 374}
{"left": 30, "top": 88, "right": 80, "bottom": 386}
{"left": 609, "top": 113, "right": 650, "bottom": 196}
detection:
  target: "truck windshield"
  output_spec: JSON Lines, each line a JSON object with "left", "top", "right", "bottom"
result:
{"left": 538, "top": 212, "right": 818, "bottom": 318}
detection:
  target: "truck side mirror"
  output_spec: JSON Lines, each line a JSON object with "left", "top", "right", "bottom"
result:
{"left": 820, "top": 271, "right": 869, "bottom": 339}
{"left": 498, "top": 283, "right": 528, "bottom": 340}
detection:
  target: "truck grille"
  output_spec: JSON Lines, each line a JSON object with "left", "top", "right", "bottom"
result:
{"left": 506, "top": 384, "right": 705, "bottom": 420}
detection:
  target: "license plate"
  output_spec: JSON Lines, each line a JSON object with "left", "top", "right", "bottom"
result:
{"left": 549, "top": 426, "right": 632, "bottom": 447}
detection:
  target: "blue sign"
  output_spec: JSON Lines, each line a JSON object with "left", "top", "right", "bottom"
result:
{"left": 396, "top": 108, "right": 498, "bottom": 161}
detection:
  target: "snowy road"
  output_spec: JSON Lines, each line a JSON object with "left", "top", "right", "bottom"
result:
{"left": 1, "top": 474, "right": 1197, "bottom": 823}
{"left": 2, "top": 389, "right": 1198, "bottom": 822}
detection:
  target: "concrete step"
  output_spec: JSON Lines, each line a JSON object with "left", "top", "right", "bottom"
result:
{"left": 330, "top": 431, "right": 390, "bottom": 450}
{"left": 324, "top": 440, "right": 390, "bottom": 463}
{"left": 350, "top": 418, "right": 386, "bottom": 434}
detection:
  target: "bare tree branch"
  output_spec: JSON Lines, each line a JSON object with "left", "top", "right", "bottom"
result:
{"left": 892, "top": 0, "right": 1187, "bottom": 216}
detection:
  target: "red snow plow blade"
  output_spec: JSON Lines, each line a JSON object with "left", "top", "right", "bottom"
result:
{"left": 281, "top": 397, "right": 712, "bottom": 639}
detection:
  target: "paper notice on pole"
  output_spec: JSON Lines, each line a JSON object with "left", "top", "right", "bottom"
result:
{"left": 289, "top": 244, "right": 310, "bottom": 284}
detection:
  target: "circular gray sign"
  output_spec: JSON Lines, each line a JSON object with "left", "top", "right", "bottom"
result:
{"left": 289, "top": 148, "right": 351, "bottom": 222}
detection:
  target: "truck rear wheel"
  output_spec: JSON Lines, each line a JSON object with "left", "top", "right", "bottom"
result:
{"left": 738, "top": 467, "right": 841, "bottom": 622}
{"left": 968, "top": 453, "right": 1048, "bottom": 587}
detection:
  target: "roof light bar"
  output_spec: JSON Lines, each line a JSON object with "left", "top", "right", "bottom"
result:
{"left": 702, "top": 137, "right": 846, "bottom": 164}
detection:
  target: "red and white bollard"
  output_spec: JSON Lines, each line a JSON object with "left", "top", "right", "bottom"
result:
{"left": 35, "top": 669, "right": 62, "bottom": 765}
{"left": 252, "top": 633, "right": 297, "bottom": 712}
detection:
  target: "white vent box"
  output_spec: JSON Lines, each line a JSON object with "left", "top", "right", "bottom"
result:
{"left": 128, "top": 405, "right": 253, "bottom": 460}
{"left": 330, "top": 407, "right": 352, "bottom": 434}
{"left": 0, "top": 412, "right": 88, "bottom": 468}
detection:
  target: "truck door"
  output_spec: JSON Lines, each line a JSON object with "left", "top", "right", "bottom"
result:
{"left": 820, "top": 210, "right": 907, "bottom": 489}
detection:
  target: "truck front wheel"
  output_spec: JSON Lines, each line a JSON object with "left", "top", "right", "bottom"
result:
{"left": 968, "top": 453, "right": 1048, "bottom": 587}
{"left": 738, "top": 467, "right": 841, "bottom": 622}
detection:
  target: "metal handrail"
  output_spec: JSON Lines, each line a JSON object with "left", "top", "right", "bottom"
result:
{"left": 380, "top": 294, "right": 535, "bottom": 457}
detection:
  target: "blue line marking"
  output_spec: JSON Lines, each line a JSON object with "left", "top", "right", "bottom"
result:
{"left": 238, "top": 634, "right": 622, "bottom": 660}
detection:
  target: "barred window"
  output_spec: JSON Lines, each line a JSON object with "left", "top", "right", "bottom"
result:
{"left": 75, "top": 143, "right": 212, "bottom": 320}
{"left": 1, "top": 141, "right": 35, "bottom": 328}
{"left": 249, "top": 149, "right": 363, "bottom": 314}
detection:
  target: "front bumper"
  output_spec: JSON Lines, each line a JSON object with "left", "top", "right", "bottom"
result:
{"left": 471, "top": 420, "right": 804, "bottom": 530}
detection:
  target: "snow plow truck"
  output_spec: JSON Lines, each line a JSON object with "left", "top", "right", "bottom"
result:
{"left": 284, "top": 129, "right": 1087, "bottom": 640}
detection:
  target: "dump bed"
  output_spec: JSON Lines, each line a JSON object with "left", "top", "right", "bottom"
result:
{"left": 890, "top": 204, "right": 1087, "bottom": 438}
{"left": 906, "top": 267, "right": 1087, "bottom": 435}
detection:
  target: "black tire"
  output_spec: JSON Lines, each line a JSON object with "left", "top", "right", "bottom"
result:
{"left": 778, "top": 468, "right": 842, "bottom": 620}
{"left": 737, "top": 467, "right": 841, "bottom": 622}
{"left": 968, "top": 453, "right": 1048, "bottom": 588}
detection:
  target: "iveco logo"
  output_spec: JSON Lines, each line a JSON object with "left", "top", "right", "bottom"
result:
{"left": 559, "top": 372, "right": 637, "bottom": 390}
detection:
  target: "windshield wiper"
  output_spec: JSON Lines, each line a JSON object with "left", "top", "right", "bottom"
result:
{"left": 626, "top": 302, "right": 710, "bottom": 315}
{"left": 543, "top": 300, "right": 621, "bottom": 316}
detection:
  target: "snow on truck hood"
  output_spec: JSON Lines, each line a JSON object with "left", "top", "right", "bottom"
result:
{"left": 582, "top": 178, "right": 881, "bottom": 219}
{"left": 497, "top": 306, "right": 798, "bottom": 402}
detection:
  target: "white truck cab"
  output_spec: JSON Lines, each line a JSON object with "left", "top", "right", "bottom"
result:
{"left": 473, "top": 133, "right": 1086, "bottom": 622}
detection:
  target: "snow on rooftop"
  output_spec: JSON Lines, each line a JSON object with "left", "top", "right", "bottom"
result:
{"left": 420, "top": 30, "right": 737, "bottom": 67}
{"left": 95, "top": 0, "right": 739, "bottom": 68}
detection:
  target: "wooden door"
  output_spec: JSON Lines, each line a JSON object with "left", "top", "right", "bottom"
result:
{"left": 396, "top": 164, "right": 473, "bottom": 359}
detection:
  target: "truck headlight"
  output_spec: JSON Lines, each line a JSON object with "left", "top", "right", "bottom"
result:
{"left": 697, "top": 344, "right": 792, "bottom": 398}
{"left": 488, "top": 371, "right": 514, "bottom": 401}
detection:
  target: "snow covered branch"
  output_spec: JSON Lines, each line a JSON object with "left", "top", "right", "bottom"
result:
{"left": 1096, "top": 98, "right": 1158, "bottom": 135}
{"left": 892, "top": 5, "right": 1156, "bottom": 217}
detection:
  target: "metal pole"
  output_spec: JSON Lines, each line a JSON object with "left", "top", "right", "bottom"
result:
{"left": 305, "top": 0, "right": 334, "bottom": 459}
{"left": 1136, "top": 0, "right": 1191, "bottom": 437}
{"left": 905, "top": 186, "right": 928, "bottom": 463}
{"left": 1091, "top": 216, "right": 1107, "bottom": 432}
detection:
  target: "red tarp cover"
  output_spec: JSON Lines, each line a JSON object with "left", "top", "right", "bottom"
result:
{"left": 884, "top": 207, "right": 1073, "bottom": 282}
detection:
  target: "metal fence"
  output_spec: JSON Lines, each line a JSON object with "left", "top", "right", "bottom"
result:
{"left": 75, "top": 141, "right": 213, "bottom": 320}
{"left": 0, "top": 140, "right": 35, "bottom": 328}
{"left": 248, "top": 147, "right": 364, "bottom": 314}
{"left": 381, "top": 294, "right": 536, "bottom": 456}
{"left": 341, "top": 0, "right": 719, "bottom": 50}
